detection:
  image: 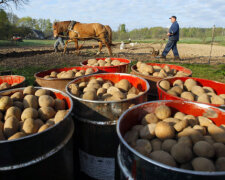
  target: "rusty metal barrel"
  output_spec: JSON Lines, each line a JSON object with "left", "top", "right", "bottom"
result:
{"left": 66, "top": 73, "right": 149, "bottom": 180}
{"left": 0, "top": 87, "right": 74, "bottom": 180}
{"left": 117, "top": 100, "right": 225, "bottom": 180}
{"left": 0, "top": 75, "right": 26, "bottom": 92}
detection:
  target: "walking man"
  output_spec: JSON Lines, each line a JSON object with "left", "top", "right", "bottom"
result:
{"left": 161, "top": 16, "right": 180, "bottom": 60}
{"left": 54, "top": 33, "right": 65, "bottom": 52}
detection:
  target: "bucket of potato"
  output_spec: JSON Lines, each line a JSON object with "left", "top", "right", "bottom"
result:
{"left": 0, "top": 75, "right": 26, "bottom": 92}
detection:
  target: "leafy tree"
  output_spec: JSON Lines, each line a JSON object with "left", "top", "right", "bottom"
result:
{"left": 0, "top": 0, "right": 29, "bottom": 9}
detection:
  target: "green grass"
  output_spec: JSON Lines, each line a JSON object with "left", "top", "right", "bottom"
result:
{"left": 0, "top": 39, "right": 55, "bottom": 47}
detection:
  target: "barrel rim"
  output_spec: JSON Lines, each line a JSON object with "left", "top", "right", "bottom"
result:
{"left": 66, "top": 72, "right": 150, "bottom": 103}
{"left": 0, "top": 75, "right": 26, "bottom": 92}
{"left": 80, "top": 57, "right": 131, "bottom": 68}
{"left": 157, "top": 76, "right": 225, "bottom": 108}
{"left": 34, "top": 66, "right": 99, "bottom": 81}
{"left": 0, "top": 86, "right": 74, "bottom": 144}
{"left": 117, "top": 100, "right": 225, "bottom": 175}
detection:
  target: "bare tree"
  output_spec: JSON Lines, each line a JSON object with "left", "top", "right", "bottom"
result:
{"left": 0, "top": 0, "right": 29, "bottom": 9}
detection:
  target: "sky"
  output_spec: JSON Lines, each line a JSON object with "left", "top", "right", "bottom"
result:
{"left": 9, "top": 0, "right": 225, "bottom": 30}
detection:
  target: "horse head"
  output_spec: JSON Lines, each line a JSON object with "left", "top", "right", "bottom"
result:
{"left": 53, "top": 22, "right": 59, "bottom": 38}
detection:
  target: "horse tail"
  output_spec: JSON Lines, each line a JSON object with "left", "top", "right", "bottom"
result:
{"left": 104, "top": 25, "right": 115, "bottom": 46}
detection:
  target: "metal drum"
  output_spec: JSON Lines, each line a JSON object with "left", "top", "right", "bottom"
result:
{"left": 131, "top": 63, "right": 192, "bottom": 100}
{"left": 66, "top": 73, "right": 149, "bottom": 180}
{"left": 117, "top": 100, "right": 225, "bottom": 180}
{"left": 157, "top": 77, "right": 225, "bottom": 110}
{"left": 81, "top": 58, "right": 131, "bottom": 73}
{"left": 0, "top": 87, "right": 74, "bottom": 180}
{"left": 34, "top": 66, "right": 99, "bottom": 92}
{"left": 0, "top": 75, "right": 26, "bottom": 92}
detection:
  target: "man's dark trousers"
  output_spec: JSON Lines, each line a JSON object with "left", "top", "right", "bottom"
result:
{"left": 162, "top": 40, "right": 179, "bottom": 57}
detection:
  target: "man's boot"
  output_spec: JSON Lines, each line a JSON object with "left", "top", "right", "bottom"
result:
{"left": 54, "top": 47, "right": 59, "bottom": 53}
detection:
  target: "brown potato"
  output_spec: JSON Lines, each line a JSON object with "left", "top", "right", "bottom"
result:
{"left": 38, "top": 124, "right": 51, "bottom": 133}
{"left": 180, "top": 163, "right": 193, "bottom": 170}
{"left": 38, "top": 95, "right": 55, "bottom": 107}
{"left": 184, "top": 115, "right": 198, "bottom": 127}
{"left": 54, "top": 99, "right": 66, "bottom": 110}
{"left": 131, "top": 125, "right": 144, "bottom": 132}
{"left": 141, "top": 113, "right": 158, "bottom": 125}
{"left": 197, "top": 93, "right": 210, "bottom": 104}
{"left": 35, "top": 119, "right": 44, "bottom": 129}
{"left": 192, "top": 157, "right": 215, "bottom": 171}
{"left": 8, "top": 132, "right": 26, "bottom": 140}
{"left": 22, "top": 118, "right": 39, "bottom": 134}
{"left": 213, "top": 143, "right": 225, "bottom": 158}
{"left": 170, "top": 86, "right": 183, "bottom": 95}
{"left": 151, "top": 138, "right": 162, "bottom": 151}
{"left": 23, "top": 95, "right": 38, "bottom": 109}
{"left": 162, "top": 139, "right": 177, "bottom": 153}
{"left": 78, "top": 82, "right": 87, "bottom": 89}
{"left": 128, "top": 86, "right": 139, "bottom": 95}
{"left": 82, "top": 91, "right": 97, "bottom": 100}
{"left": 21, "top": 108, "right": 38, "bottom": 121}
{"left": 46, "top": 119, "right": 55, "bottom": 126}
{"left": 102, "top": 82, "right": 113, "bottom": 89}
{"left": 50, "top": 71, "right": 57, "bottom": 78}
{"left": 208, "top": 124, "right": 225, "bottom": 143}
{"left": 0, "top": 82, "right": 10, "bottom": 89}
{"left": 184, "top": 79, "right": 197, "bottom": 91}
{"left": 134, "top": 139, "right": 152, "bottom": 156}
{"left": 198, "top": 116, "right": 213, "bottom": 127}
{"left": 23, "top": 86, "right": 35, "bottom": 95}
{"left": 155, "top": 121, "right": 175, "bottom": 139}
{"left": 219, "top": 94, "right": 225, "bottom": 99}
{"left": 97, "top": 88, "right": 107, "bottom": 98}
{"left": 204, "top": 135, "right": 215, "bottom": 145}
{"left": 173, "top": 79, "right": 183, "bottom": 87}
{"left": 193, "top": 141, "right": 215, "bottom": 158}
{"left": 150, "top": 150, "right": 176, "bottom": 167}
{"left": 203, "top": 86, "right": 215, "bottom": 93}
{"left": 171, "top": 143, "right": 193, "bottom": 163}
{"left": 115, "top": 79, "right": 131, "bottom": 92}
{"left": 167, "top": 90, "right": 178, "bottom": 96}
{"left": 11, "top": 92, "right": 23, "bottom": 101}
{"left": 178, "top": 136, "right": 193, "bottom": 148}
{"left": 54, "top": 110, "right": 68, "bottom": 124}
{"left": 124, "top": 130, "right": 139, "bottom": 147}
{"left": 163, "top": 118, "right": 180, "bottom": 126}
{"left": 211, "top": 95, "right": 225, "bottom": 105}
{"left": 13, "top": 101, "right": 24, "bottom": 110}
{"left": 38, "top": 107, "right": 56, "bottom": 121}
{"left": 3, "top": 116, "right": 19, "bottom": 138}
{"left": 174, "top": 112, "right": 186, "bottom": 120}
{"left": 127, "top": 94, "right": 137, "bottom": 99}
{"left": 5, "top": 106, "right": 21, "bottom": 121}
{"left": 174, "top": 119, "right": 188, "bottom": 132}
{"left": 0, "top": 96, "right": 13, "bottom": 111}
{"left": 159, "top": 80, "right": 170, "bottom": 91}
{"left": 70, "top": 84, "right": 80, "bottom": 97}
{"left": 140, "top": 124, "right": 156, "bottom": 139}
{"left": 181, "top": 92, "right": 194, "bottom": 101}
{"left": 191, "top": 85, "right": 205, "bottom": 96}
{"left": 178, "top": 128, "right": 204, "bottom": 143}
{"left": 215, "top": 157, "right": 225, "bottom": 171}
{"left": 155, "top": 105, "right": 171, "bottom": 120}
{"left": 85, "top": 68, "right": 94, "bottom": 75}
{"left": 35, "top": 89, "right": 50, "bottom": 97}
{"left": 96, "top": 77, "right": 104, "bottom": 84}
{"left": 193, "top": 125, "right": 206, "bottom": 135}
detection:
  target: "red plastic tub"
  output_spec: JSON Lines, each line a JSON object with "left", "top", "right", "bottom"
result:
{"left": 131, "top": 63, "right": 192, "bottom": 100}
{"left": 157, "top": 77, "right": 225, "bottom": 109}
{"left": 0, "top": 75, "right": 26, "bottom": 92}
{"left": 80, "top": 58, "right": 131, "bottom": 73}
{"left": 117, "top": 100, "right": 225, "bottom": 180}
{"left": 34, "top": 66, "right": 98, "bottom": 92}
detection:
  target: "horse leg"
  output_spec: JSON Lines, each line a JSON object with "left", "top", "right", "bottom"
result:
{"left": 63, "top": 40, "right": 70, "bottom": 54}
{"left": 96, "top": 41, "right": 102, "bottom": 55}
{"left": 100, "top": 38, "right": 112, "bottom": 56}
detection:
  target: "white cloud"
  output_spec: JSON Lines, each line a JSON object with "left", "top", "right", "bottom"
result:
{"left": 10, "top": 0, "right": 225, "bottom": 30}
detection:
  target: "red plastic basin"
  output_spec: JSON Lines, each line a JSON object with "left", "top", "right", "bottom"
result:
{"left": 157, "top": 77, "right": 225, "bottom": 109}
{"left": 80, "top": 58, "right": 131, "bottom": 73}
{"left": 0, "top": 75, "right": 26, "bottom": 92}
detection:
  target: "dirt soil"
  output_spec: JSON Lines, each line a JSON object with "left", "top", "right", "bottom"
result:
{"left": 0, "top": 42, "right": 225, "bottom": 69}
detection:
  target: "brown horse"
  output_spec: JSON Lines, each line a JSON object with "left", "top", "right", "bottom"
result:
{"left": 53, "top": 21, "right": 112, "bottom": 56}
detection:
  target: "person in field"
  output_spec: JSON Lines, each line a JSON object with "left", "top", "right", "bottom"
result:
{"left": 161, "top": 16, "right": 180, "bottom": 60}
{"left": 54, "top": 34, "right": 65, "bottom": 52}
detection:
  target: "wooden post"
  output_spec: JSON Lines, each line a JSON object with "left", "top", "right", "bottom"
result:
{"left": 208, "top": 25, "right": 215, "bottom": 64}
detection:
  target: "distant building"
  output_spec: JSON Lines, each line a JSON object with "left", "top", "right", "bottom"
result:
{"left": 27, "top": 29, "right": 45, "bottom": 39}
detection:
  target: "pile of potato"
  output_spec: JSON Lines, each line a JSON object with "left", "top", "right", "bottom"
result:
{"left": 86, "top": 58, "right": 127, "bottom": 67}
{"left": 0, "top": 82, "right": 18, "bottom": 90}
{"left": 68, "top": 77, "right": 144, "bottom": 101}
{"left": 43, "top": 68, "right": 95, "bottom": 79}
{"left": 124, "top": 104, "right": 225, "bottom": 171}
{"left": 136, "top": 62, "right": 188, "bottom": 78}
{"left": 0, "top": 86, "right": 69, "bottom": 141}
{"left": 159, "top": 79, "right": 225, "bottom": 105}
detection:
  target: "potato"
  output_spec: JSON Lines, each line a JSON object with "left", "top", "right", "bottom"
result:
{"left": 197, "top": 93, "right": 210, "bottom": 104}
{"left": 8, "top": 132, "right": 26, "bottom": 140}
{"left": 54, "top": 110, "right": 68, "bottom": 124}
{"left": 38, "top": 107, "right": 56, "bottom": 121}
{"left": 202, "top": 86, "right": 214, "bottom": 93}
{"left": 173, "top": 79, "right": 183, "bottom": 87}
{"left": 171, "top": 143, "right": 193, "bottom": 163}
{"left": 22, "top": 118, "right": 39, "bottom": 134}
{"left": 96, "top": 77, "right": 104, "bottom": 84}
{"left": 115, "top": 79, "right": 131, "bottom": 92}
{"left": 46, "top": 119, "right": 55, "bottom": 126}
{"left": 13, "top": 101, "right": 24, "bottom": 110}
{"left": 191, "top": 86, "right": 205, "bottom": 96}
{"left": 180, "top": 163, "right": 193, "bottom": 170}
{"left": 44, "top": 75, "right": 50, "bottom": 79}
{"left": 167, "top": 90, "right": 177, "bottom": 96}
{"left": 211, "top": 95, "right": 224, "bottom": 105}
{"left": 178, "top": 136, "right": 193, "bottom": 148}
{"left": 178, "top": 128, "right": 203, "bottom": 143}
{"left": 163, "top": 118, "right": 180, "bottom": 126}
{"left": 181, "top": 92, "right": 194, "bottom": 101}
{"left": 155, "top": 121, "right": 175, "bottom": 139}
{"left": 163, "top": 65, "right": 170, "bottom": 73}
{"left": 141, "top": 113, "right": 158, "bottom": 125}
{"left": 11, "top": 92, "right": 23, "bottom": 101}
{"left": 82, "top": 91, "right": 97, "bottom": 100}
{"left": 140, "top": 124, "right": 156, "bottom": 140}
{"left": 193, "top": 125, "right": 206, "bottom": 135}
{"left": 35, "top": 89, "right": 50, "bottom": 97}
{"left": 38, "top": 95, "right": 55, "bottom": 107}
{"left": 155, "top": 105, "right": 171, "bottom": 120}
{"left": 128, "top": 87, "right": 139, "bottom": 95}
{"left": 174, "top": 119, "right": 188, "bottom": 132}
{"left": 97, "top": 88, "right": 107, "bottom": 98}
{"left": 79, "top": 82, "right": 87, "bottom": 89}
{"left": 194, "top": 141, "right": 215, "bottom": 158}
{"left": 213, "top": 143, "right": 225, "bottom": 157}
{"left": 50, "top": 71, "right": 57, "bottom": 78}
{"left": 70, "top": 84, "right": 80, "bottom": 97}
{"left": 107, "top": 86, "right": 121, "bottom": 95}
{"left": 159, "top": 80, "right": 170, "bottom": 91}
{"left": 134, "top": 139, "right": 152, "bottom": 156}
{"left": 204, "top": 135, "right": 214, "bottom": 145}
{"left": 151, "top": 138, "right": 162, "bottom": 151}
{"left": 87, "top": 83, "right": 101, "bottom": 90}
{"left": 174, "top": 112, "right": 186, "bottom": 120}
{"left": 3, "top": 116, "right": 19, "bottom": 138}
{"left": 23, "top": 95, "right": 38, "bottom": 109}
{"left": 5, "top": 106, "right": 21, "bottom": 121}
{"left": 23, "top": 86, "right": 35, "bottom": 95}
{"left": 35, "top": 119, "right": 44, "bottom": 129}
{"left": 0, "top": 96, "right": 13, "bottom": 111}
{"left": 54, "top": 99, "right": 66, "bottom": 110}
{"left": 111, "top": 60, "right": 121, "bottom": 66}
{"left": 158, "top": 72, "right": 166, "bottom": 78}
{"left": 139, "top": 64, "right": 154, "bottom": 74}
{"left": 170, "top": 86, "right": 183, "bottom": 95}
{"left": 131, "top": 125, "right": 144, "bottom": 132}
{"left": 21, "top": 108, "right": 38, "bottom": 121}
{"left": 219, "top": 94, "right": 225, "bottom": 99}
{"left": 124, "top": 130, "right": 138, "bottom": 147}
{"left": 85, "top": 68, "right": 94, "bottom": 75}
{"left": 184, "top": 79, "right": 197, "bottom": 91}
{"left": 152, "top": 72, "right": 159, "bottom": 77}
{"left": 215, "top": 157, "right": 225, "bottom": 171}
{"left": 102, "top": 82, "right": 113, "bottom": 89}
{"left": 192, "top": 157, "right": 215, "bottom": 171}
{"left": 208, "top": 124, "right": 225, "bottom": 143}
{"left": 162, "top": 139, "right": 177, "bottom": 153}
{"left": 184, "top": 115, "right": 198, "bottom": 127}
{"left": 38, "top": 124, "right": 51, "bottom": 133}
{"left": 150, "top": 150, "right": 176, "bottom": 167}
{"left": 127, "top": 94, "right": 137, "bottom": 99}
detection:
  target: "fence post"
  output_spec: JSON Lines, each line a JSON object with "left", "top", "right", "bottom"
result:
{"left": 208, "top": 25, "right": 215, "bottom": 64}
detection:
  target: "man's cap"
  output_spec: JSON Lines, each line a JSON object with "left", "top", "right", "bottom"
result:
{"left": 169, "top": 16, "right": 177, "bottom": 19}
